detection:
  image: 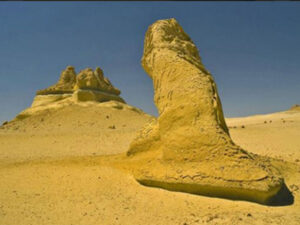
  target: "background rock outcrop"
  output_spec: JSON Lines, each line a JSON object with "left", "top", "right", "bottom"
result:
{"left": 34, "top": 66, "right": 125, "bottom": 106}
{"left": 36, "top": 66, "right": 76, "bottom": 95}
{"left": 126, "top": 18, "right": 291, "bottom": 205}
{"left": 75, "top": 67, "right": 121, "bottom": 95}
{"left": 290, "top": 104, "right": 300, "bottom": 111}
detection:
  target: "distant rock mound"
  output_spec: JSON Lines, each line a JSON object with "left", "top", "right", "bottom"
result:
{"left": 14, "top": 66, "right": 125, "bottom": 120}
{"left": 290, "top": 104, "right": 300, "bottom": 111}
{"left": 126, "top": 18, "right": 290, "bottom": 205}
{"left": 34, "top": 65, "right": 124, "bottom": 106}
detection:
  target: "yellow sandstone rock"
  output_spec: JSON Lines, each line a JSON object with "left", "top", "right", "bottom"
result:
{"left": 73, "top": 89, "right": 125, "bottom": 103}
{"left": 75, "top": 67, "right": 121, "bottom": 95}
{"left": 34, "top": 66, "right": 124, "bottom": 105}
{"left": 126, "top": 18, "right": 289, "bottom": 205}
{"left": 73, "top": 67, "right": 124, "bottom": 103}
{"left": 16, "top": 66, "right": 125, "bottom": 119}
{"left": 36, "top": 66, "right": 76, "bottom": 95}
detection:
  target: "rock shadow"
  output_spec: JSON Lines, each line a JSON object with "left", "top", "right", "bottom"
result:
{"left": 268, "top": 182, "right": 294, "bottom": 206}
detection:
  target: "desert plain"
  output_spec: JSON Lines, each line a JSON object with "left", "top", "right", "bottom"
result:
{"left": 0, "top": 101, "right": 300, "bottom": 225}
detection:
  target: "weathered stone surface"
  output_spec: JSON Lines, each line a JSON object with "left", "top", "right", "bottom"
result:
{"left": 73, "top": 89, "right": 125, "bottom": 103}
{"left": 75, "top": 67, "right": 121, "bottom": 95}
{"left": 126, "top": 18, "right": 288, "bottom": 205}
{"left": 35, "top": 66, "right": 124, "bottom": 104}
{"left": 36, "top": 66, "right": 76, "bottom": 95}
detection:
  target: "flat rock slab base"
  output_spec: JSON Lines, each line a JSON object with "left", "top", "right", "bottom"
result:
{"left": 73, "top": 89, "right": 125, "bottom": 103}
{"left": 130, "top": 157, "right": 292, "bottom": 205}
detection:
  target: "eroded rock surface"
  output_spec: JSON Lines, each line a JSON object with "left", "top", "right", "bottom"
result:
{"left": 34, "top": 66, "right": 124, "bottom": 105}
{"left": 75, "top": 67, "right": 121, "bottom": 95}
{"left": 126, "top": 18, "right": 289, "bottom": 205}
{"left": 36, "top": 66, "right": 76, "bottom": 95}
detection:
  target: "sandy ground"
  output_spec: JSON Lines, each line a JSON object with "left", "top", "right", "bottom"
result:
{"left": 0, "top": 104, "right": 300, "bottom": 225}
{"left": 0, "top": 101, "right": 153, "bottom": 164}
{"left": 227, "top": 109, "right": 300, "bottom": 163}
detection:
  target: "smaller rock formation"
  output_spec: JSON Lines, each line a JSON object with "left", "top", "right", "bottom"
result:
{"left": 73, "top": 67, "right": 124, "bottom": 103}
{"left": 290, "top": 104, "right": 300, "bottom": 111}
{"left": 36, "top": 66, "right": 76, "bottom": 95}
{"left": 34, "top": 65, "right": 125, "bottom": 105}
{"left": 15, "top": 66, "right": 126, "bottom": 119}
{"left": 75, "top": 67, "right": 121, "bottom": 95}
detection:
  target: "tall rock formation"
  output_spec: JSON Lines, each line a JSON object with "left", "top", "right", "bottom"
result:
{"left": 126, "top": 18, "right": 290, "bottom": 205}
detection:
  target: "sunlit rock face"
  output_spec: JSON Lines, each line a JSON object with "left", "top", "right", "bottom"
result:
{"left": 75, "top": 67, "right": 121, "bottom": 95}
{"left": 15, "top": 66, "right": 125, "bottom": 120}
{"left": 34, "top": 66, "right": 125, "bottom": 105}
{"left": 36, "top": 66, "right": 76, "bottom": 95}
{"left": 126, "top": 18, "right": 290, "bottom": 205}
{"left": 73, "top": 67, "right": 124, "bottom": 103}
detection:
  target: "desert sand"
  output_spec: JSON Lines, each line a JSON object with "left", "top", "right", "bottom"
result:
{"left": 0, "top": 104, "right": 299, "bottom": 225}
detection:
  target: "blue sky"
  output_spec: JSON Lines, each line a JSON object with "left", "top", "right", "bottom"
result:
{"left": 0, "top": 2, "right": 299, "bottom": 123}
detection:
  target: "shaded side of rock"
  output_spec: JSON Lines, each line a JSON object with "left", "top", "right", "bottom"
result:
{"left": 73, "top": 89, "right": 125, "bottom": 103}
